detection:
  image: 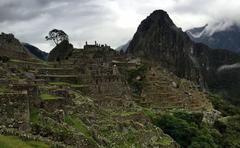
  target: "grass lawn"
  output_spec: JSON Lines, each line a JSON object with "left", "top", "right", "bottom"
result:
{"left": 40, "top": 93, "right": 59, "bottom": 100}
{"left": 64, "top": 115, "right": 98, "bottom": 146}
{"left": 49, "top": 82, "right": 70, "bottom": 86}
{"left": 64, "top": 115, "right": 91, "bottom": 137}
{"left": 0, "top": 135, "right": 49, "bottom": 148}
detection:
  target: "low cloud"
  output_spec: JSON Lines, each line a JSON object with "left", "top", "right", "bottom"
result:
{"left": 217, "top": 63, "right": 240, "bottom": 72}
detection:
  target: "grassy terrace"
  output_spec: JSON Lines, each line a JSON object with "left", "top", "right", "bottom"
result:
{"left": 9, "top": 59, "right": 48, "bottom": 66}
{"left": 64, "top": 115, "right": 91, "bottom": 137}
{"left": 0, "top": 86, "right": 8, "bottom": 94}
{"left": 29, "top": 107, "right": 98, "bottom": 147}
{"left": 0, "top": 135, "right": 49, "bottom": 148}
{"left": 38, "top": 68, "right": 74, "bottom": 70}
{"left": 40, "top": 93, "right": 60, "bottom": 100}
{"left": 37, "top": 75, "right": 77, "bottom": 78}
{"left": 49, "top": 81, "right": 85, "bottom": 88}
{"left": 49, "top": 81, "right": 70, "bottom": 86}
{"left": 64, "top": 115, "right": 98, "bottom": 146}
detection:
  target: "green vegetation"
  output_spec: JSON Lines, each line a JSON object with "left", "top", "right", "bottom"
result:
{"left": 0, "top": 135, "right": 49, "bottom": 148}
{"left": 10, "top": 59, "right": 47, "bottom": 66}
{"left": 30, "top": 107, "right": 40, "bottom": 123}
{"left": 47, "top": 40, "right": 73, "bottom": 62}
{"left": 154, "top": 111, "right": 220, "bottom": 148}
{"left": 0, "top": 86, "right": 7, "bottom": 94}
{"left": 153, "top": 107, "right": 240, "bottom": 148}
{"left": 215, "top": 116, "right": 240, "bottom": 147}
{"left": 40, "top": 93, "right": 59, "bottom": 100}
{"left": 30, "top": 108, "right": 82, "bottom": 146}
{"left": 49, "top": 82, "right": 84, "bottom": 89}
{"left": 64, "top": 114, "right": 98, "bottom": 147}
{"left": 156, "top": 135, "right": 173, "bottom": 146}
{"left": 70, "top": 84, "right": 85, "bottom": 88}
{"left": 25, "top": 140, "right": 49, "bottom": 148}
{"left": 127, "top": 65, "right": 148, "bottom": 95}
{"left": 64, "top": 115, "right": 91, "bottom": 137}
{"left": 49, "top": 81, "right": 70, "bottom": 86}
{"left": 209, "top": 94, "right": 240, "bottom": 147}
{"left": 208, "top": 94, "right": 240, "bottom": 116}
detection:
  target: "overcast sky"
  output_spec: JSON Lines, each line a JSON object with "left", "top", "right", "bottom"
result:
{"left": 0, "top": 0, "right": 240, "bottom": 52}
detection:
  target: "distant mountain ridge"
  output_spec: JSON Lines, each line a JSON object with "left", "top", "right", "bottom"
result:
{"left": 116, "top": 40, "right": 131, "bottom": 52}
{"left": 187, "top": 23, "right": 240, "bottom": 52}
{"left": 22, "top": 43, "right": 48, "bottom": 60}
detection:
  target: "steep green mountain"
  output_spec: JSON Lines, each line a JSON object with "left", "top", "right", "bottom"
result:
{"left": 127, "top": 10, "right": 240, "bottom": 105}
{"left": 48, "top": 40, "right": 73, "bottom": 62}
{"left": 22, "top": 43, "right": 48, "bottom": 61}
{"left": 187, "top": 23, "right": 240, "bottom": 53}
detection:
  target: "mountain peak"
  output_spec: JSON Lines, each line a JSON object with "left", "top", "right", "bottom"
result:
{"left": 137, "top": 10, "right": 177, "bottom": 33}
{"left": 127, "top": 9, "right": 189, "bottom": 56}
{"left": 150, "top": 9, "right": 168, "bottom": 17}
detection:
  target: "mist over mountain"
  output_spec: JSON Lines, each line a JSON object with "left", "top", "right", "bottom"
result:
{"left": 116, "top": 40, "right": 131, "bottom": 52}
{"left": 187, "top": 22, "right": 240, "bottom": 52}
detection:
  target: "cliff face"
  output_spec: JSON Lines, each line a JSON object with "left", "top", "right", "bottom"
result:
{"left": 127, "top": 10, "right": 240, "bottom": 104}
{"left": 0, "top": 33, "right": 31, "bottom": 60}
{"left": 127, "top": 10, "right": 202, "bottom": 85}
{"left": 48, "top": 40, "right": 73, "bottom": 62}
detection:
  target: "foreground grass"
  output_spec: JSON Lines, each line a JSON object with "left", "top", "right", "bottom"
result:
{"left": 49, "top": 82, "right": 70, "bottom": 86}
{"left": 40, "top": 93, "right": 59, "bottom": 100}
{"left": 64, "top": 115, "right": 91, "bottom": 137}
{"left": 0, "top": 135, "right": 49, "bottom": 148}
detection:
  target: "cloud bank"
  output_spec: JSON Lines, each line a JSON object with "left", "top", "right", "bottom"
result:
{"left": 0, "top": 0, "right": 240, "bottom": 52}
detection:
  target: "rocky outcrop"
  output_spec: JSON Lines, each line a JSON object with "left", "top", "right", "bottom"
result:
{"left": 48, "top": 40, "right": 73, "bottom": 62}
{"left": 127, "top": 10, "right": 240, "bottom": 104}
{"left": 0, "top": 33, "right": 31, "bottom": 60}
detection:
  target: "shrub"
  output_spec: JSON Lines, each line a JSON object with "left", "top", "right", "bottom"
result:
{"left": 154, "top": 112, "right": 218, "bottom": 148}
{"left": 127, "top": 65, "right": 148, "bottom": 95}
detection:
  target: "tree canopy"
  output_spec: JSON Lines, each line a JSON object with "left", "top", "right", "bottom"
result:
{"left": 45, "top": 29, "right": 69, "bottom": 45}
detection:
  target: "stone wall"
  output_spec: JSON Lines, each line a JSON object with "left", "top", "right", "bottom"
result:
{"left": 90, "top": 74, "right": 129, "bottom": 98}
{"left": 0, "top": 93, "right": 30, "bottom": 131}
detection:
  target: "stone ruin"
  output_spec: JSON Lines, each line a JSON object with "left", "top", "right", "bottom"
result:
{"left": 0, "top": 33, "right": 30, "bottom": 60}
{"left": 83, "top": 41, "right": 111, "bottom": 51}
{"left": 9, "top": 83, "right": 39, "bottom": 97}
{"left": 0, "top": 93, "right": 30, "bottom": 131}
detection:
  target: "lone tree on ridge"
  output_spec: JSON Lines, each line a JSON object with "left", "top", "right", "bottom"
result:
{"left": 45, "top": 29, "right": 69, "bottom": 45}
